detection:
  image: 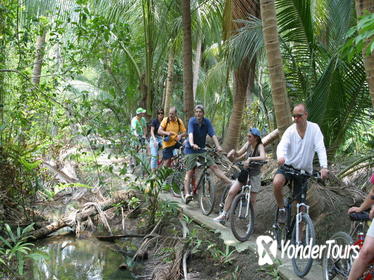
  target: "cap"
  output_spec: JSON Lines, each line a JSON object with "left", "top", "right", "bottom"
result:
{"left": 194, "top": 104, "right": 204, "bottom": 112}
{"left": 248, "top": 127, "right": 261, "bottom": 137}
{"left": 136, "top": 107, "right": 146, "bottom": 114}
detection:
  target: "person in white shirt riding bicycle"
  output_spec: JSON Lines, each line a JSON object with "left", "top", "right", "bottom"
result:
{"left": 273, "top": 104, "right": 329, "bottom": 224}
{"left": 213, "top": 127, "right": 266, "bottom": 223}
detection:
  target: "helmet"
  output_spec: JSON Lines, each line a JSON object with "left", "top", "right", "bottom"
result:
{"left": 248, "top": 127, "right": 261, "bottom": 137}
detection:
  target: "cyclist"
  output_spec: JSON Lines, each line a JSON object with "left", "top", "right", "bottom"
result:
{"left": 213, "top": 127, "right": 266, "bottom": 222}
{"left": 183, "top": 104, "right": 232, "bottom": 204}
{"left": 273, "top": 104, "right": 328, "bottom": 224}
{"left": 158, "top": 107, "right": 187, "bottom": 167}
{"left": 129, "top": 107, "right": 147, "bottom": 169}
{"left": 131, "top": 107, "right": 147, "bottom": 141}
{"left": 149, "top": 109, "right": 164, "bottom": 171}
{"left": 347, "top": 173, "right": 374, "bottom": 280}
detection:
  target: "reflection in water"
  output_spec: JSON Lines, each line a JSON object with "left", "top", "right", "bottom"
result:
{"left": 28, "top": 238, "right": 135, "bottom": 280}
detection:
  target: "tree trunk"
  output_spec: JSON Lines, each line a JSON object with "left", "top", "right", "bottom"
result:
{"left": 142, "top": 0, "right": 154, "bottom": 113}
{"left": 0, "top": 6, "right": 5, "bottom": 143}
{"left": 260, "top": 0, "right": 292, "bottom": 135}
{"left": 32, "top": 31, "right": 47, "bottom": 85}
{"left": 193, "top": 37, "right": 202, "bottom": 99}
{"left": 355, "top": 0, "right": 374, "bottom": 107}
{"left": 164, "top": 49, "right": 175, "bottom": 114}
{"left": 193, "top": 5, "right": 202, "bottom": 99}
{"left": 29, "top": 190, "right": 137, "bottom": 240}
{"left": 182, "top": 0, "right": 194, "bottom": 120}
{"left": 223, "top": 61, "right": 255, "bottom": 151}
{"left": 222, "top": 0, "right": 260, "bottom": 151}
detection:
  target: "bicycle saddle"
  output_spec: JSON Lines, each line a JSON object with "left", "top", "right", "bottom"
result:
{"left": 349, "top": 211, "right": 371, "bottom": 221}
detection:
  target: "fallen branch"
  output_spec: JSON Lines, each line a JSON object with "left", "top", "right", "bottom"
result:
{"left": 29, "top": 190, "right": 137, "bottom": 240}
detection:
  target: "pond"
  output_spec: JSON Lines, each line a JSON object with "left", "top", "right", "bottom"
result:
{"left": 27, "top": 236, "right": 136, "bottom": 280}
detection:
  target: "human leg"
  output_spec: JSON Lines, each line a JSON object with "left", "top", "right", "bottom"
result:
{"left": 150, "top": 138, "right": 159, "bottom": 170}
{"left": 348, "top": 235, "right": 374, "bottom": 280}
{"left": 273, "top": 173, "right": 286, "bottom": 208}
{"left": 223, "top": 180, "right": 242, "bottom": 212}
{"left": 162, "top": 146, "right": 174, "bottom": 167}
{"left": 210, "top": 164, "right": 232, "bottom": 185}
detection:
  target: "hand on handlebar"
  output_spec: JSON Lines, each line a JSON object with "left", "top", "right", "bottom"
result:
{"left": 278, "top": 157, "right": 286, "bottom": 166}
{"left": 348, "top": 206, "right": 361, "bottom": 214}
{"left": 216, "top": 145, "right": 223, "bottom": 153}
{"left": 320, "top": 168, "right": 329, "bottom": 179}
{"left": 192, "top": 143, "right": 200, "bottom": 150}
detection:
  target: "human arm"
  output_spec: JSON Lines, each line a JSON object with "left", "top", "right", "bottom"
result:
{"left": 228, "top": 142, "right": 249, "bottom": 161}
{"left": 212, "top": 135, "right": 223, "bottom": 152}
{"left": 276, "top": 127, "right": 291, "bottom": 165}
{"left": 348, "top": 186, "right": 374, "bottom": 214}
{"left": 131, "top": 118, "right": 139, "bottom": 137}
{"left": 244, "top": 144, "right": 266, "bottom": 168}
{"left": 314, "top": 125, "right": 328, "bottom": 178}
{"left": 176, "top": 119, "right": 187, "bottom": 141}
{"left": 158, "top": 118, "right": 174, "bottom": 136}
{"left": 189, "top": 132, "right": 199, "bottom": 150}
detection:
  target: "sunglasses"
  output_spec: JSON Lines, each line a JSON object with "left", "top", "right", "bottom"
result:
{"left": 292, "top": 113, "right": 304, "bottom": 118}
{"left": 158, "top": 112, "right": 164, "bottom": 115}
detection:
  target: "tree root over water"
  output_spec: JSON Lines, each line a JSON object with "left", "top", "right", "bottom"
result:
{"left": 28, "top": 190, "right": 138, "bottom": 240}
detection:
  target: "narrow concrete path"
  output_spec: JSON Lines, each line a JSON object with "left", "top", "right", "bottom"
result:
{"left": 160, "top": 192, "right": 324, "bottom": 280}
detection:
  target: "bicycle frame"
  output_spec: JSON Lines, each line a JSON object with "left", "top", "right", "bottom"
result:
{"left": 278, "top": 168, "right": 312, "bottom": 241}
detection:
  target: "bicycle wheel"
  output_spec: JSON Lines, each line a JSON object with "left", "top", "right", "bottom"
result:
{"left": 168, "top": 170, "right": 184, "bottom": 198}
{"left": 198, "top": 174, "right": 215, "bottom": 216}
{"left": 230, "top": 193, "right": 254, "bottom": 241}
{"left": 322, "top": 231, "right": 354, "bottom": 280}
{"left": 274, "top": 222, "right": 288, "bottom": 250}
{"left": 291, "top": 213, "right": 316, "bottom": 277}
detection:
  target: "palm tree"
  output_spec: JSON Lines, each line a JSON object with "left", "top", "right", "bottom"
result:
{"left": 182, "top": 0, "right": 194, "bottom": 120}
{"left": 222, "top": 0, "right": 261, "bottom": 151}
{"left": 354, "top": 0, "right": 374, "bottom": 107}
{"left": 259, "top": 0, "right": 291, "bottom": 135}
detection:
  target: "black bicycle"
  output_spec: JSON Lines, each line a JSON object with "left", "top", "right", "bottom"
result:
{"left": 273, "top": 165, "right": 320, "bottom": 277}
{"left": 181, "top": 147, "right": 217, "bottom": 216}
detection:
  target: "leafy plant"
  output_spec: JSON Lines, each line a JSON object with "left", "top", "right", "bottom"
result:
{"left": 258, "top": 258, "right": 282, "bottom": 280}
{"left": 207, "top": 244, "right": 237, "bottom": 265}
{"left": 0, "top": 223, "right": 48, "bottom": 276}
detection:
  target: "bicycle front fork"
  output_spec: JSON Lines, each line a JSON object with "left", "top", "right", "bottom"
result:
{"left": 295, "top": 203, "right": 310, "bottom": 244}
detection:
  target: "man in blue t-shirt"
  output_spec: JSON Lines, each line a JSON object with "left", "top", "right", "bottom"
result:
{"left": 183, "top": 105, "right": 232, "bottom": 204}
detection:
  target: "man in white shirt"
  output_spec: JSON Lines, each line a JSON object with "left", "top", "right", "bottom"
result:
{"left": 274, "top": 104, "right": 329, "bottom": 223}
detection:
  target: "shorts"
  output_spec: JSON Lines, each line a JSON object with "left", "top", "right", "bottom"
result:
{"left": 162, "top": 142, "right": 181, "bottom": 160}
{"left": 184, "top": 152, "right": 215, "bottom": 171}
{"left": 237, "top": 169, "right": 261, "bottom": 193}
{"left": 368, "top": 220, "right": 374, "bottom": 238}
{"left": 275, "top": 165, "right": 307, "bottom": 201}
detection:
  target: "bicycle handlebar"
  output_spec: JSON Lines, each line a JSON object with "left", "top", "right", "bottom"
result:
{"left": 281, "top": 165, "right": 321, "bottom": 179}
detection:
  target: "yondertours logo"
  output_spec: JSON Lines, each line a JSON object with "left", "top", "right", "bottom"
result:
{"left": 256, "top": 235, "right": 359, "bottom": 266}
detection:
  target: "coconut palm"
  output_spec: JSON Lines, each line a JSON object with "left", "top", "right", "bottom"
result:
{"left": 354, "top": 0, "right": 374, "bottom": 107}
{"left": 259, "top": 0, "right": 291, "bottom": 136}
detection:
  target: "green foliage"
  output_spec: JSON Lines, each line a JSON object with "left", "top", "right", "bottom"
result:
{"left": 344, "top": 12, "right": 374, "bottom": 59}
{"left": 206, "top": 243, "right": 236, "bottom": 265}
{"left": 258, "top": 258, "right": 282, "bottom": 280}
{"left": 0, "top": 223, "right": 48, "bottom": 277}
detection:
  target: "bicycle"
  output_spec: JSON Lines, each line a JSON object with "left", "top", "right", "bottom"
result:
{"left": 272, "top": 165, "right": 320, "bottom": 277}
{"left": 166, "top": 145, "right": 186, "bottom": 198}
{"left": 218, "top": 161, "right": 267, "bottom": 241}
{"left": 322, "top": 211, "right": 374, "bottom": 280}
{"left": 181, "top": 147, "right": 217, "bottom": 216}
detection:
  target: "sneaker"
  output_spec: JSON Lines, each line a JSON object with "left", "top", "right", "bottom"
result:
{"left": 185, "top": 194, "right": 193, "bottom": 205}
{"left": 213, "top": 213, "right": 227, "bottom": 224}
{"left": 277, "top": 209, "right": 287, "bottom": 224}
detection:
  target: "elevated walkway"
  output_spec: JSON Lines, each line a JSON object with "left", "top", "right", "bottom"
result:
{"left": 160, "top": 192, "right": 324, "bottom": 280}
